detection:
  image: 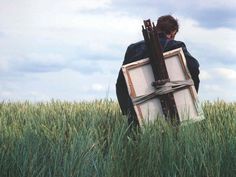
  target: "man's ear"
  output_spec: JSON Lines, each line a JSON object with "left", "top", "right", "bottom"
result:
{"left": 166, "top": 34, "right": 172, "bottom": 39}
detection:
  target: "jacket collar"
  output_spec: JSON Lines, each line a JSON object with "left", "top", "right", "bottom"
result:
{"left": 158, "top": 32, "right": 168, "bottom": 39}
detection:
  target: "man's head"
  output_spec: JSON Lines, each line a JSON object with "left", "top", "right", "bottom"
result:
{"left": 156, "top": 15, "right": 179, "bottom": 39}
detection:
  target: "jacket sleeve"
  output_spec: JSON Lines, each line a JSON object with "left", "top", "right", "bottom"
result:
{"left": 181, "top": 43, "right": 200, "bottom": 92}
{"left": 116, "top": 69, "right": 130, "bottom": 115}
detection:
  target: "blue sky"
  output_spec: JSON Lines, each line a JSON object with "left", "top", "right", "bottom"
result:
{"left": 0, "top": 0, "right": 236, "bottom": 102}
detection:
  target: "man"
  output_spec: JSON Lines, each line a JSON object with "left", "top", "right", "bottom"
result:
{"left": 116, "top": 15, "right": 200, "bottom": 125}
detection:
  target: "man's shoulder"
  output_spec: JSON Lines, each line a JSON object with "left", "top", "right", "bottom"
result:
{"left": 167, "top": 39, "right": 186, "bottom": 49}
{"left": 127, "top": 40, "right": 146, "bottom": 49}
{"left": 123, "top": 40, "right": 148, "bottom": 64}
{"left": 162, "top": 39, "right": 187, "bottom": 53}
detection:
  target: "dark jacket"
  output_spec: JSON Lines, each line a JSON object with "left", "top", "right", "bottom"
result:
{"left": 116, "top": 33, "right": 200, "bottom": 115}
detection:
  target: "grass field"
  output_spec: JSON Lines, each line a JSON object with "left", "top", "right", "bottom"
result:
{"left": 0, "top": 99, "right": 235, "bottom": 177}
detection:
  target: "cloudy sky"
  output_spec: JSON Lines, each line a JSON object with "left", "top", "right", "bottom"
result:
{"left": 0, "top": 0, "right": 236, "bottom": 102}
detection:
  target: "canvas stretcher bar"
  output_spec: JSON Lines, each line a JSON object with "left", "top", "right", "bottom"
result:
{"left": 122, "top": 48, "right": 203, "bottom": 125}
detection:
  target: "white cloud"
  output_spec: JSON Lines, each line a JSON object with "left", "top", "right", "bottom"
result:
{"left": 203, "top": 84, "right": 222, "bottom": 92}
{"left": 26, "top": 53, "right": 67, "bottom": 66}
{"left": 178, "top": 17, "right": 236, "bottom": 57}
{"left": 168, "top": 0, "right": 236, "bottom": 9}
{"left": 198, "top": 67, "right": 236, "bottom": 101}
{"left": 0, "top": 57, "right": 9, "bottom": 71}
{"left": 0, "top": 0, "right": 236, "bottom": 102}
{"left": 91, "top": 84, "right": 106, "bottom": 92}
{"left": 54, "top": 0, "right": 111, "bottom": 12}
{"left": 0, "top": 6, "right": 140, "bottom": 68}
{"left": 200, "top": 70, "right": 212, "bottom": 80}
{"left": 214, "top": 68, "right": 236, "bottom": 80}
{"left": 0, "top": 90, "right": 12, "bottom": 97}
{"left": 11, "top": 53, "right": 67, "bottom": 65}
{"left": 29, "top": 91, "right": 50, "bottom": 101}
{"left": 197, "top": 0, "right": 236, "bottom": 9}
{"left": 36, "top": 12, "right": 140, "bottom": 50}
{"left": 199, "top": 85, "right": 223, "bottom": 102}
{"left": 0, "top": 69, "right": 116, "bottom": 101}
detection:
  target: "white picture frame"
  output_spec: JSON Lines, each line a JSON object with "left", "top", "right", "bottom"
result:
{"left": 122, "top": 48, "right": 204, "bottom": 125}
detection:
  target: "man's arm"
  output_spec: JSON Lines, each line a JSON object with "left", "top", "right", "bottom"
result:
{"left": 116, "top": 69, "right": 129, "bottom": 115}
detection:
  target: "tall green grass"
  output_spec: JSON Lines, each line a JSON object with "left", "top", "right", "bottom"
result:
{"left": 0, "top": 99, "right": 235, "bottom": 177}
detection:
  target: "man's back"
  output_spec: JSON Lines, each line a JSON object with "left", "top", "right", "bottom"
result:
{"left": 116, "top": 32, "right": 200, "bottom": 117}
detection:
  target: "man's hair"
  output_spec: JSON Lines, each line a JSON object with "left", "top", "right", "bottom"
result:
{"left": 156, "top": 15, "right": 179, "bottom": 35}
